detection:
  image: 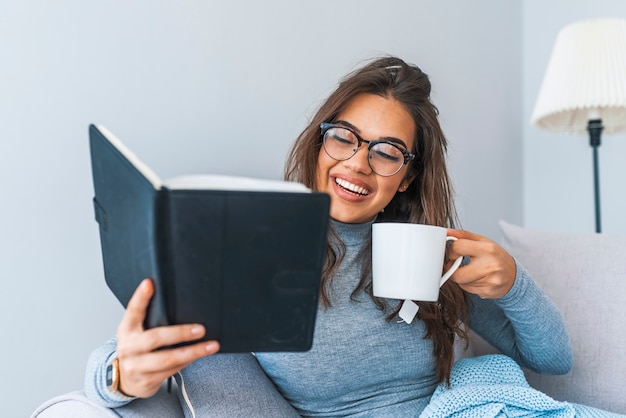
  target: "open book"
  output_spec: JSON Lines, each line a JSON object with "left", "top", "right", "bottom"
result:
{"left": 89, "top": 124, "right": 330, "bottom": 352}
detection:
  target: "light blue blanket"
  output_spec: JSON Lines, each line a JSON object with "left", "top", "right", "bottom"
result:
{"left": 420, "top": 354, "right": 625, "bottom": 418}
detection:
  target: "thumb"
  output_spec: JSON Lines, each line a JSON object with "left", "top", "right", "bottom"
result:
{"left": 118, "top": 279, "right": 153, "bottom": 336}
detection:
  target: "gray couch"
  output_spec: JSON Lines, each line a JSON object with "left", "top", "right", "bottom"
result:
{"left": 31, "top": 221, "right": 626, "bottom": 416}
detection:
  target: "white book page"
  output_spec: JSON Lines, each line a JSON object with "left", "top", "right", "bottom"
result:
{"left": 97, "top": 125, "right": 309, "bottom": 193}
{"left": 164, "top": 174, "right": 311, "bottom": 193}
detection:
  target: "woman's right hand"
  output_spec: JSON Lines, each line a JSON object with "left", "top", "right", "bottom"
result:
{"left": 115, "top": 278, "right": 220, "bottom": 398}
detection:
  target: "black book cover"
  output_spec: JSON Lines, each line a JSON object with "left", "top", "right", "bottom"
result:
{"left": 89, "top": 124, "right": 329, "bottom": 352}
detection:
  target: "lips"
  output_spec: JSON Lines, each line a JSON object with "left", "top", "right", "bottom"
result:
{"left": 334, "top": 177, "right": 370, "bottom": 196}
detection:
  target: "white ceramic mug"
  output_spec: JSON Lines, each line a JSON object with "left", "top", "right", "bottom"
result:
{"left": 372, "top": 223, "right": 464, "bottom": 302}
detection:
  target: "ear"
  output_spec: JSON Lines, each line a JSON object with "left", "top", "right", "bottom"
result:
{"left": 398, "top": 173, "right": 416, "bottom": 193}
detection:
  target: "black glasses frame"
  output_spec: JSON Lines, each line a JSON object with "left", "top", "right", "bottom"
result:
{"left": 320, "top": 122, "right": 415, "bottom": 176}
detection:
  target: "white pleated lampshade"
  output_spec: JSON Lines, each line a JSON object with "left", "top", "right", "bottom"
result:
{"left": 531, "top": 18, "right": 626, "bottom": 135}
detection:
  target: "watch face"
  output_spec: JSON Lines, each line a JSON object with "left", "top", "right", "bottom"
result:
{"left": 106, "top": 363, "right": 114, "bottom": 387}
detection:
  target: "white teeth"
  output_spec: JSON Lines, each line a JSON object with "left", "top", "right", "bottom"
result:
{"left": 335, "top": 178, "right": 369, "bottom": 196}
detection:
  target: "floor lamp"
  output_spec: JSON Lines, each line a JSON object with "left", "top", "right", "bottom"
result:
{"left": 531, "top": 18, "right": 626, "bottom": 233}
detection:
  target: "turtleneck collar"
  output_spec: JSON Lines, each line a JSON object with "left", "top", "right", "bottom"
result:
{"left": 330, "top": 218, "right": 375, "bottom": 248}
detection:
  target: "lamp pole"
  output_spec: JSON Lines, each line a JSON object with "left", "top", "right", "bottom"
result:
{"left": 587, "top": 119, "right": 603, "bottom": 233}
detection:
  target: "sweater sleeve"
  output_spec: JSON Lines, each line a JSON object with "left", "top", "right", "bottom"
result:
{"left": 467, "top": 260, "right": 573, "bottom": 375}
{"left": 83, "top": 337, "right": 137, "bottom": 408}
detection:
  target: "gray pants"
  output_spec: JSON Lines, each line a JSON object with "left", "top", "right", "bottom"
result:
{"left": 175, "top": 353, "right": 300, "bottom": 418}
{"left": 32, "top": 353, "right": 300, "bottom": 418}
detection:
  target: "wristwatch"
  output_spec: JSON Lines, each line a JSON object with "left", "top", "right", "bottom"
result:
{"left": 106, "top": 357, "right": 124, "bottom": 395}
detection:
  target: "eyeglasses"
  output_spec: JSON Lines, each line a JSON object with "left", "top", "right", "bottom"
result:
{"left": 320, "top": 123, "right": 415, "bottom": 176}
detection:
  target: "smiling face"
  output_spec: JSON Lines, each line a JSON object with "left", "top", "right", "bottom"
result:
{"left": 316, "top": 93, "right": 416, "bottom": 223}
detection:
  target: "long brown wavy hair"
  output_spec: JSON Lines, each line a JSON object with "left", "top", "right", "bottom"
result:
{"left": 283, "top": 56, "right": 469, "bottom": 384}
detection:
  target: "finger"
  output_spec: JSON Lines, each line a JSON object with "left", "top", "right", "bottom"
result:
{"left": 446, "top": 236, "right": 498, "bottom": 262}
{"left": 118, "top": 279, "right": 154, "bottom": 335}
{"left": 445, "top": 239, "right": 466, "bottom": 263}
{"left": 119, "top": 340, "right": 220, "bottom": 397}
{"left": 452, "top": 269, "right": 513, "bottom": 299}
{"left": 124, "top": 323, "right": 209, "bottom": 355}
{"left": 445, "top": 229, "right": 487, "bottom": 262}
{"left": 443, "top": 254, "right": 470, "bottom": 273}
{"left": 448, "top": 256, "right": 487, "bottom": 284}
{"left": 448, "top": 240, "right": 504, "bottom": 278}
{"left": 446, "top": 228, "right": 489, "bottom": 242}
{"left": 143, "top": 340, "right": 220, "bottom": 374}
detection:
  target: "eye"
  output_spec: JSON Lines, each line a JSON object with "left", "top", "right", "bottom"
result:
{"left": 328, "top": 127, "right": 358, "bottom": 145}
{"left": 371, "top": 142, "right": 403, "bottom": 162}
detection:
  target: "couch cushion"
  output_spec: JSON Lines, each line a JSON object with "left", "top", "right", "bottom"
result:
{"left": 31, "top": 386, "right": 183, "bottom": 418}
{"left": 498, "top": 220, "right": 626, "bottom": 414}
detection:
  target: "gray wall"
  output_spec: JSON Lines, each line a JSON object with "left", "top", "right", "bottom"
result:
{"left": 523, "top": 0, "right": 626, "bottom": 233}
{"left": 1, "top": 1, "right": 523, "bottom": 415}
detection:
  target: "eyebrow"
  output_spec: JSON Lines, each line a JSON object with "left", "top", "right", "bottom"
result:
{"left": 335, "top": 120, "right": 409, "bottom": 149}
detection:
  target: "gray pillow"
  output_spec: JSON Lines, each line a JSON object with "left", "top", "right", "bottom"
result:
{"left": 499, "top": 220, "right": 626, "bottom": 414}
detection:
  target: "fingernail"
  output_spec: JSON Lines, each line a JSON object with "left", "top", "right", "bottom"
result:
{"left": 191, "top": 326, "right": 204, "bottom": 335}
{"left": 205, "top": 342, "right": 219, "bottom": 352}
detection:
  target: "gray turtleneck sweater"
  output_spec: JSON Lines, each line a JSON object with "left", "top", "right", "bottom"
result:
{"left": 85, "top": 220, "right": 572, "bottom": 416}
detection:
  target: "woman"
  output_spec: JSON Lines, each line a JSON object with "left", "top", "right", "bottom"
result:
{"left": 85, "top": 56, "right": 572, "bottom": 416}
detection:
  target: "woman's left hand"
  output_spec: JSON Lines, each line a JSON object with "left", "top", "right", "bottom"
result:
{"left": 445, "top": 229, "right": 517, "bottom": 299}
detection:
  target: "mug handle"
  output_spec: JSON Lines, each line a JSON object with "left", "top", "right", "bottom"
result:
{"left": 440, "top": 236, "right": 464, "bottom": 287}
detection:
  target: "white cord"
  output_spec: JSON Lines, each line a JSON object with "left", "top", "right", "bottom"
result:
{"left": 177, "top": 372, "right": 196, "bottom": 418}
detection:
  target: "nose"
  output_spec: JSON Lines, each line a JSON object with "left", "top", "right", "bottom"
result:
{"left": 342, "top": 146, "right": 372, "bottom": 174}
